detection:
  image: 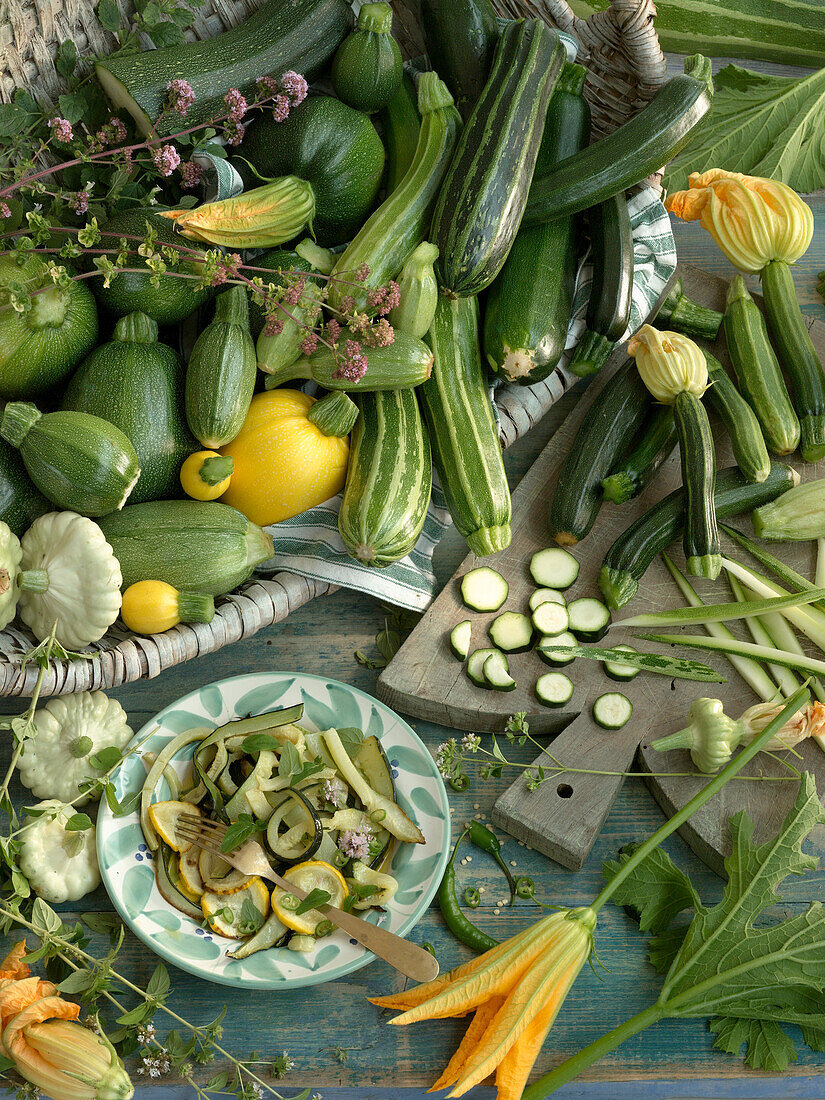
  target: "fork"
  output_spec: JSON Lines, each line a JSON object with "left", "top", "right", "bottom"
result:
{"left": 176, "top": 814, "right": 440, "bottom": 983}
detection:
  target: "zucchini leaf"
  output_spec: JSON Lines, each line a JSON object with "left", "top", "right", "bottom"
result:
{"left": 602, "top": 774, "right": 825, "bottom": 1072}
{"left": 664, "top": 64, "right": 825, "bottom": 194}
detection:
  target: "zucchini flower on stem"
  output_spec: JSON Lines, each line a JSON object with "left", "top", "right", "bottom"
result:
{"left": 370, "top": 907, "right": 596, "bottom": 1100}
{"left": 652, "top": 697, "right": 825, "bottom": 773}
{"left": 160, "top": 178, "right": 315, "bottom": 248}
{"left": 0, "top": 943, "right": 133, "bottom": 1099}
{"left": 666, "top": 169, "right": 825, "bottom": 462}
{"left": 627, "top": 326, "right": 719, "bottom": 579}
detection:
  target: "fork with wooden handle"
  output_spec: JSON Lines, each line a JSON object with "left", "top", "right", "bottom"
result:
{"left": 176, "top": 814, "right": 440, "bottom": 983}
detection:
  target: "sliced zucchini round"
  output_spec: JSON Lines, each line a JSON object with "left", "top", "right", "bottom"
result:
{"left": 272, "top": 859, "right": 349, "bottom": 935}
{"left": 449, "top": 619, "right": 472, "bottom": 661}
{"left": 483, "top": 650, "right": 517, "bottom": 691}
{"left": 603, "top": 644, "right": 640, "bottom": 682}
{"left": 567, "top": 597, "right": 611, "bottom": 641}
{"left": 467, "top": 646, "right": 500, "bottom": 686}
{"left": 529, "top": 547, "right": 579, "bottom": 589}
{"left": 488, "top": 611, "right": 533, "bottom": 652}
{"left": 531, "top": 601, "right": 569, "bottom": 637}
{"left": 198, "top": 847, "right": 250, "bottom": 894}
{"left": 460, "top": 566, "right": 509, "bottom": 611}
{"left": 147, "top": 800, "right": 200, "bottom": 853}
{"left": 593, "top": 692, "right": 633, "bottom": 730}
{"left": 535, "top": 672, "right": 574, "bottom": 708}
{"left": 201, "top": 876, "right": 270, "bottom": 939}
{"left": 178, "top": 848, "right": 204, "bottom": 901}
{"left": 528, "top": 587, "right": 566, "bottom": 612}
{"left": 536, "top": 630, "right": 577, "bottom": 666}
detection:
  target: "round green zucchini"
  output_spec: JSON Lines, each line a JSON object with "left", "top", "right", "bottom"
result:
{"left": 0, "top": 440, "right": 49, "bottom": 535}
{"left": 331, "top": 3, "right": 402, "bottom": 113}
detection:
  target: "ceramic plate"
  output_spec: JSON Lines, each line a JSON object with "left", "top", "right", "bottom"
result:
{"left": 97, "top": 671, "right": 450, "bottom": 989}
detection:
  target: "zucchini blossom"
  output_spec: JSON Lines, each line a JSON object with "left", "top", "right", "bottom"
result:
{"left": 160, "top": 178, "right": 315, "bottom": 248}
{"left": 652, "top": 697, "right": 825, "bottom": 773}
{"left": 0, "top": 942, "right": 133, "bottom": 1099}
{"left": 666, "top": 169, "right": 813, "bottom": 274}
{"left": 627, "top": 325, "right": 708, "bottom": 404}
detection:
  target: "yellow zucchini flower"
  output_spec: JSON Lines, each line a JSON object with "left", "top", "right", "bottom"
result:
{"left": 160, "top": 178, "right": 315, "bottom": 248}
{"left": 666, "top": 169, "right": 813, "bottom": 273}
{"left": 627, "top": 325, "right": 708, "bottom": 404}
{"left": 0, "top": 943, "right": 133, "bottom": 1100}
{"left": 371, "top": 907, "right": 596, "bottom": 1100}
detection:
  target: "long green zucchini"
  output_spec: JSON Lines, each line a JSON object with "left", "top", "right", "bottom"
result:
{"left": 262, "top": 331, "right": 433, "bottom": 392}
{"left": 653, "top": 277, "right": 722, "bottom": 340}
{"left": 484, "top": 62, "right": 589, "bottom": 384}
{"left": 431, "top": 19, "right": 565, "bottom": 297}
{"left": 674, "top": 389, "right": 719, "bottom": 578}
{"left": 328, "top": 73, "right": 460, "bottom": 313}
{"left": 703, "top": 351, "right": 770, "bottom": 483}
{"left": 548, "top": 360, "right": 650, "bottom": 546}
{"left": 99, "top": 500, "right": 274, "bottom": 595}
{"left": 598, "top": 461, "right": 798, "bottom": 609}
{"left": 96, "top": 0, "right": 353, "bottom": 137}
{"left": 723, "top": 274, "right": 799, "bottom": 456}
{"left": 380, "top": 72, "right": 420, "bottom": 196}
{"left": 420, "top": 295, "right": 511, "bottom": 555}
{"left": 339, "top": 389, "right": 432, "bottom": 567}
{"left": 420, "top": 0, "right": 500, "bottom": 120}
{"left": 523, "top": 56, "right": 714, "bottom": 226}
{"left": 761, "top": 259, "right": 825, "bottom": 463}
{"left": 568, "top": 193, "right": 633, "bottom": 376}
{"left": 601, "top": 406, "right": 677, "bottom": 505}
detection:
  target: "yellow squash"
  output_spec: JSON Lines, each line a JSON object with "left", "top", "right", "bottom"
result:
{"left": 220, "top": 389, "right": 358, "bottom": 526}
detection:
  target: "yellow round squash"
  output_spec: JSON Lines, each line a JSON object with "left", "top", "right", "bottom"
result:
{"left": 220, "top": 389, "right": 356, "bottom": 526}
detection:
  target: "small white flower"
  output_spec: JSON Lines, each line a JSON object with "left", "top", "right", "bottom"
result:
{"left": 461, "top": 733, "right": 481, "bottom": 753}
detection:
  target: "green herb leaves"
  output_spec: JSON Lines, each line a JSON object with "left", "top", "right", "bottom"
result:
{"left": 605, "top": 774, "right": 825, "bottom": 1072}
{"left": 665, "top": 65, "right": 825, "bottom": 194}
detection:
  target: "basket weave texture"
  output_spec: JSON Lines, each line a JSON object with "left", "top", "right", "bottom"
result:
{"left": 0, "top": 0, "right": 665, "bottom": 697}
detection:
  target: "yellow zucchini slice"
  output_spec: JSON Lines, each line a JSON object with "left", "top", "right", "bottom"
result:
{"left": 201, "top": 876, "right": 270, "bottom": 939}
{"left": 178, "top": 848, "right": 204, "bottom": 900}
{"left": 272, "top": 860, "right": 348, "bottom": 935}
{"left": 198, "top": 847, "right": 250, "bottom": 895}
{"left": 147, "top": 800, "right": 201, "bottom": 853}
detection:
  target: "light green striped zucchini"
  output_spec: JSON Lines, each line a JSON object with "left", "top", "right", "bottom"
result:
{"left": 339, "top": 389, "right": 432, "bottom": 566}
{"left": 419, "top": 295, "right": 511, "bottom": 555}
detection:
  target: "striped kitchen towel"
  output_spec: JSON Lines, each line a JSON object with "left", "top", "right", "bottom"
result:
{"left": 255, "top": 185, "right": 677, "bottom": 611}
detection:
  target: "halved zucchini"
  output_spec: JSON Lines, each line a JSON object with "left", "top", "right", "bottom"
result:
{"left": 355, "top": 735, "right": 395, "bottom": 800}
{"left": 347, "top": 859, "right": 398, "bottom": 909}
{"left": 528, "top": 588, "right": 566, "bottom": 612}
{"left": 450, "top": 619, "right": 472, "bottom": 660}
{"left": 272, "top": 859, "right": 348, "bottom": 935}
{"left": 201, "top": 876, "right": 270, "bottom": 939}
{"left": 288, "top": 934, "right": 317, "bottom": 952}
{"left": 467, "top": 647, "right": 499, "bottom": 686}
{"left": 148, "top": 801, "right": 201, "bottom": 853}
{"left": 483, "top": 650, "right": 517, "bottom": 691}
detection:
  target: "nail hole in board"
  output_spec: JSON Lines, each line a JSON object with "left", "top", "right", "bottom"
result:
{"left": 557, "top": 783, "right": 573, "bottom": 798}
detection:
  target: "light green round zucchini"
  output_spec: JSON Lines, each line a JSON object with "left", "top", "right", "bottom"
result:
{"left": 339, "top": 389, "right": 432, "bottom": 566}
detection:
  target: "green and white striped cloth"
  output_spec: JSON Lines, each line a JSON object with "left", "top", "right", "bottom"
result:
{"left": 255, "top": 186, "right": 676, "bottom": 611}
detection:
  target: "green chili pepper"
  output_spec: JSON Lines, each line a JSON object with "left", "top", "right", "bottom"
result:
{"left": 468, "top": 820, "right": 517, "bottom": 905}
{"left": 463, "top": 886, "right": 481, "bottom": 909}
{"left": 422, "top": 941, "right": 436, "bottom": 956}
{"left": 279, "top": 893, "right": 300, "bottom": 911}
{"left": 437, "top": 827, "right": 498, "bottom": 954}
{"left": 315, "top": 919, "right": 334, "bottom": 938}
{"left": 516, "top": 876, "right": 535, "bottom": 900}
{"left": 450, "top": 773, "right": 469, "bottom": 792}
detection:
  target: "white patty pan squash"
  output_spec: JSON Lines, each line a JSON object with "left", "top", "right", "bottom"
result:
{"left": 0, "top": 522, "right": 22, "bottom": 630}
{"left": 17, "top": 691, "right": 133, "bottom": 805}
{"left": 18, "top": 800, "right": 101, "bottom": 903}
{"left": 18, "top": 511, "right": 123, "bottom": 648}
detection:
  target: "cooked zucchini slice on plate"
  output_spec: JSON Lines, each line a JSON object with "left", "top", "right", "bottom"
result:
{"left": 535, "top": 671, "right": 574, "bottom": 708}
{"left": 567, "top": 597, "right": 611, "bottom": 641}
{"left": 450, "top": 619, "right": 472, "bottom": 660}
{"left": 488, "top": 611, "right": 533, "bottom": 652}
{"left": 536, "top": 630, "right": 577, "bottom": 666}
{"left": 593, "top": 692, "right": 633, "bottom": 729}
{"left": 603, "top": 644, "right": 640, "bottom": 682}
{"left": 483, "top": 650, "right": 517, "bottom": 691}
{"left": 201, "top": 876, "right": 270, "bottom": 939}
{"left": 272, "top": 859, "right": 349, "bottom": 935}
{"left": 531, "top": 601, "right": 569, "bottom": 637}
{"left": 529, "top": 547, "right": 579, "bottom": 589}
{"left": 460, "top": 566, "right": 509, "bottom": 611}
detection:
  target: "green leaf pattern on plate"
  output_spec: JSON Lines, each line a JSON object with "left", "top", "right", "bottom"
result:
{"left": 97, "top": 672, "right": 450, "bottom": 991}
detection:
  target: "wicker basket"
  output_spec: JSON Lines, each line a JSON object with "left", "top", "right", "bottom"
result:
{"left": 0, "top": 0, "right": 666, "bottom": 697}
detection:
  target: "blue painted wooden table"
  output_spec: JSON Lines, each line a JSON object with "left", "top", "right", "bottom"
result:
{"left": 4, "top": 60, "right": 825, "bottom": 1100}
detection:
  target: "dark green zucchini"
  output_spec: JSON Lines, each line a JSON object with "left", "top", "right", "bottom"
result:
{"left": 96, "top": 0, "right": 353, "bottom": 137}
{"left": 331, "top": 3, "right": 402, "bottom": 113}
{"left": 523, "top": 56, "right": 714, "bottom": 226}
{"left": 598, "top": 462, "right": 797, "bottom": 609}
{"left": 420, "top": 295, "right": 511, "bottom": 555}
{"left": 703, "top": 351, "right": 770, "bottom": 483}
{"left": 234, "top": 95, "right": 385, "bottom": 247}
{"left": 483, "top": 62, "right": 589, "bottom": 384}
{"left": 568, "top": 192, "right": 633, "bottom": 377}
{"left": 0, "top": 440, "right": 49, "bottom": 536}
{"left": 653, "top": 277, "right": 722, "bottom": 340}
{"left": 548, "top": 359, "right": 651, "bottom": 546}
{"left": 431, "top": 19, "right": 565, "bottom": 297}
{"left": 675, "top": 389, "right": 719, "bottom": 578}
{"left": 421, "top": 0, "right": 499, "bottom": 121}
{"left": 723, "top": 274, "right": 799, "bottom": 456}
{"left": 380, "top": 72, "right": 420, "bottom": 196}
{"left": 762, "top": 258, "right": 825, "bottom": 463}
{"left": 601, "top": 406, "right": 677, "bottom": 505}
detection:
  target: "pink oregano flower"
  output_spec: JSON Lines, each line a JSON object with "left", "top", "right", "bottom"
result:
{"left": 49, "top": 117, "right": 73, "bottom": 143}
{"left": 179, "top": 160, "right": 203, "bottom": 190}
{"left": 152, "top": 144, "right": 180, "bottom": 177}
{"left": 166, "top": 78, "right": 195, "bottom": 116}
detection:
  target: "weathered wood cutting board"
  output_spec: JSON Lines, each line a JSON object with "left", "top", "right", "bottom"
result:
{"left": 378, "top": 264, "right": 825, "bottom": 875}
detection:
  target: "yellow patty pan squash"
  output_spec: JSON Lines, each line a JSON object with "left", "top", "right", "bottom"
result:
{"left": 220, "top": 389, "right": 358, "bottom": 526}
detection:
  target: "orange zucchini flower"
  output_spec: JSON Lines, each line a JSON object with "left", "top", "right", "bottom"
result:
{"left": 0, "top": 943, "right": 133, "bottom": 1100}
{"left": 160, "top": 178, "right": 315, "bottom": 248}
{"left": 371, "top": 907, "right": 596, "bottom": 1099}
{"left": 665, "top": 169, "right": 813, "bottom": 273}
